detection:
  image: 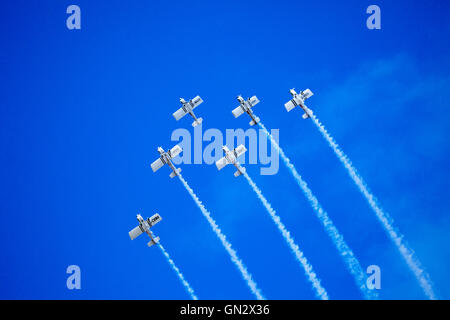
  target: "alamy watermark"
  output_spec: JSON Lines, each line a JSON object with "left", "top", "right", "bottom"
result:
{"left": 170, "top": 125, "right": 280, "bottom": 175}
{"left": 366, "top": 5, "right": 381, "bottom": 30}
{"left": 66, "top": 5, "right": 81, "bottom": 30}
{"left": 366, "top": 264, "right": 381, "bottom": 290}
{"left": 66, "top": 265, "right": 81, "bottom": 290}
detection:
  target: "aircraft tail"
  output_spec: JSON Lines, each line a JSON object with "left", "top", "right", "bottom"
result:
{"left": 148, "top": 236, "right": 160, "bottom": 247}
{"left": 170, "top": 168, "right": 182, "bottom": 178}
{"left": 234, "top": 167, "right": 246, "bottom": 177}
{"left": 192, "top": 117, "right": 203, "bottom": 127}
{"left": 249, "top": 117, "right": 260, "bottom": 126}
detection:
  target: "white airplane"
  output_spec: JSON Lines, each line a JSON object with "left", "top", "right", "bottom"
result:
{"left": 232, "top": 95, "right": 260, "bottom": 126}
{"left": 151, "top": 145, "right": 182, "bottom": 178}
{"left": 285, "top": 88, "right": 314, "bottom": 119}
{"left": 129, "top": 213, "right": 162, "bottom": 247}
{"left": 216, "top": 144, "right": 247, "bottom": 177}
{"left": 173, "top": 96, "right": 204, "bottom": 127}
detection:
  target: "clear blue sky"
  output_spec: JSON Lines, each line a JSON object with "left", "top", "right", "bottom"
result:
{"left": 0, "top": 0, "right": 449, "bottom": 299}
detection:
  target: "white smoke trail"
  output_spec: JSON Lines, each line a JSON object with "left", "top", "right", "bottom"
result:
{"left": 241, "top": 169, "right": 329, "bottom": 300}
{"left": 258, "top": 121, "right": 377, "bottom": 300}
{"left": 153, "top": 235, "right": 198, "bottom": 300}
{"left": 177, "top": 173, "right": 266, "bottom": 300}
{"left": 309, "top": 113, "right": 437, "bottom": 300}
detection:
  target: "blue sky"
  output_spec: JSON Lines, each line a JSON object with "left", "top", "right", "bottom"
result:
{"left": 0, "top": 0, "right": 449, "bottom": 299}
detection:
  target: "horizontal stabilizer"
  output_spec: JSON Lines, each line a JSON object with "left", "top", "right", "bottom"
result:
{"left": 169, "top": 167, "right": 182, "bottom": 178}
{"left": 232, "top": 105, "right": 245, "bottom": 118}
{"left": 129, "top": 225, "right": 144, "bottom": 240}
{"left": 151, "top": 158, "right": 164, "bottom": 172}
{"left": 249, "top": 117, "right": 260, "bottom": 126}
{"left": 192, "top": 117, "right": 203, "bottom": 127}
{"left": 234, "top": 167, "right": 245, "bottom": 177}
{"left": 147, "top": 236, "right": 160, "bottom": 247}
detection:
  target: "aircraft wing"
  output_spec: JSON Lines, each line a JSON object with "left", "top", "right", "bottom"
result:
{"left": 285, "top": 100, "right": 296, "bottom": 112}
{"left": 173, "top": 107, "right": 188, "bottom": 121}
{"left": 151, "top": 158, "right": 164, "bottom": 172}
{"left": 234, "top": 144, "right": 247, "bottom": 158}
{"left": 216, "top": 156, "right": 230, "bottom": 170}
{"left": 249, "top": 96, "right": 260, "bottom": 107}
{"left": 129, "top": 225, "right": 144, "bottom": 240}
{"left": 232, "top": 105, "right": 245, "bottom": 118}
{"left": 169, "top": 145, "right": 182, "bottom": 159}
{"left": 302, "top": 89, "right": 314, "bottom": 99}
{"left": 148, "top": 213, "right": 162, "bottom": 227}
{"left": 191, "top": 96, "right": 203, "bottom": 109}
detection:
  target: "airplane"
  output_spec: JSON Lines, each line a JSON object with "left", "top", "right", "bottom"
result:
{"left": 150, "top": 145, "right": 183, "bottom": 178}
{"left": 232, "top": 95, "right": 261, "bottom": 126}
{"left": 129, "top": 213, "right": 162, "bottom": 247}
{"left": 284, "top": 88, "right": 314, "bottom": 119}
{"left": 216, "top": 144, "right": 247, "bottom": 177}
{"left": 173, "top": 96, "right": 204, "bottom": 127}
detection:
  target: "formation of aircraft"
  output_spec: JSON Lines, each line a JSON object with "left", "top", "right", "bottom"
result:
{"left": 232, "top": 95, "right": 261, "bottom": 126}
{"left": 151, "top": 145, "right": 183, "bottom": 178}
{"left": 129, "top": 213, "right": 162, "bottom": 247}
{"left": 285, "top": 88, "right": 314, "bottom": 119}
{"left": 133, "top": 90, "right": 314, "bottom": 248}
{"left": 173, "top": 96, "right": 204, "bottom": 127}
{"left": 216, "top": 144, "right": 247, "bottom": 177}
